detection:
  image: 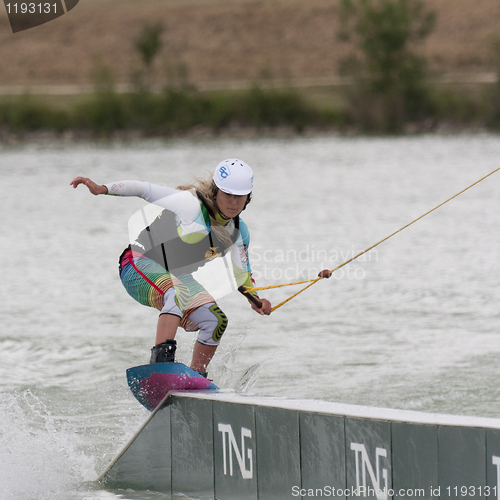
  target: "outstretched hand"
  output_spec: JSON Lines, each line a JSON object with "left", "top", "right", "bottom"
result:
{"left": 70, "top": 177, "right": 108, "bottom": 195}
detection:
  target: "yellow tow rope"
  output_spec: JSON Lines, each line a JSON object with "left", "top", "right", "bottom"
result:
{"left": 244, "top": 165, "right": 500, "bottom": 313}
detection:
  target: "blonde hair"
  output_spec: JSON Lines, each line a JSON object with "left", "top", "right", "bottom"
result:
{"left": 177, "top": 173, "right": 233, "bottom": 246}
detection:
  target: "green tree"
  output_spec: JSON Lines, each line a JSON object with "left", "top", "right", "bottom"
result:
{"left": 134, "top": 23, "right": 163, "bottom": 69}
{"left": 339, "top": 0, "right": 436, "bottom": 132}
{"left": 486, "top": 38, "right": 500, "bottom": 129}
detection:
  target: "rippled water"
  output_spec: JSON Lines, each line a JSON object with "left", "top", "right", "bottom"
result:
{"left": 1, "top": 134, "right": 500, "bottom": 499}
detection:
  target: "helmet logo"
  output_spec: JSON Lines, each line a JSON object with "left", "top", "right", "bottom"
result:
{"left": 219, "top": 165, "right": 231, "bottom": 179}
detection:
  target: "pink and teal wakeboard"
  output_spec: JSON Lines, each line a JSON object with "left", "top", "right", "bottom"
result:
{"left": 127, "top": 362, "right": 219, "bottom": 411}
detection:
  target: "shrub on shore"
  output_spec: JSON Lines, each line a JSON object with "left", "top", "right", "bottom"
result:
{"left": 0, "top": 85, "right": 330, "bottom": 136}
{"left": 0, "top": 82, "right": 499, "bottom": 137}
{"left": 338, "top": 0, "right": 436, "bottom": 133}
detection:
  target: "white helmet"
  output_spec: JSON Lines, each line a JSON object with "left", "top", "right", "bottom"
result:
{"left": 213, "top": 159, "right": 253, "bottom": 195}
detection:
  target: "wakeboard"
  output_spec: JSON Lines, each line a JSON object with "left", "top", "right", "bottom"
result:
{"left": 126, "top": 362, "right": 219, "bottom": 411}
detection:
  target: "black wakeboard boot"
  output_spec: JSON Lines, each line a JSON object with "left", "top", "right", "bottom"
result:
{"left": 150, "top": 339, "right": 177, "bottom": 363}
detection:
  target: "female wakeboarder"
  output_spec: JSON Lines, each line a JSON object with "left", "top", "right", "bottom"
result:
{"left": 70, "top": 159, "right": 271, "bottom": 378}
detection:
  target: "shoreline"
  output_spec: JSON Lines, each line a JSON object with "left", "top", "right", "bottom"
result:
{"left": 0, "top": 122, "right": 495, "bottom": 146}
{"left": 0, "top": 72, "right": 497, "bottom": 96}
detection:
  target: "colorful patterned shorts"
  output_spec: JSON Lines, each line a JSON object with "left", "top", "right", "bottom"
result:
{"left": 118, "top": 247, "right": 215, "bottom": 329}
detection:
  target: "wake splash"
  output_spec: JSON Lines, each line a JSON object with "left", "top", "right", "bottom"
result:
{"left": 0, "top": 390, "right": 96, "bottom": 500}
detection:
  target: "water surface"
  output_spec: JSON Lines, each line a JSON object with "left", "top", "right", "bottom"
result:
{"left": 1, "top": 134, "right": 499, "bottom": 499}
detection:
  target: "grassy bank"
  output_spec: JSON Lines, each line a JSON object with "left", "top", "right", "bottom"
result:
{"left": 1, "top": 0, "right": 498, "bottom": 90}
{"left": 0, "top": 85, "right": 341, "bottom": 138}
{"left": 0, "top": 82, "right": 499, "bottom": 139}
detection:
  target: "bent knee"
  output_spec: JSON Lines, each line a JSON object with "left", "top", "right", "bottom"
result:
{"left": 196, "top": 304, "right": 228, "bottom": 346}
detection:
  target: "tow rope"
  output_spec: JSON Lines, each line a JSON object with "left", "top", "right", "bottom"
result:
{"left": 243, "top": 165, "right": 500, "bottom": 313}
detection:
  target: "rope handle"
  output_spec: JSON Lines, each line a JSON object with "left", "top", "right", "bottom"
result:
{"left": 238, "top": 286, "right": 263, "bottom": 309}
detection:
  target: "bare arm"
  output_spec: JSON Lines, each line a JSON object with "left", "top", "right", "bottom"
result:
{"left": 70, "top": 177, "right": 108, "bottom": 195}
